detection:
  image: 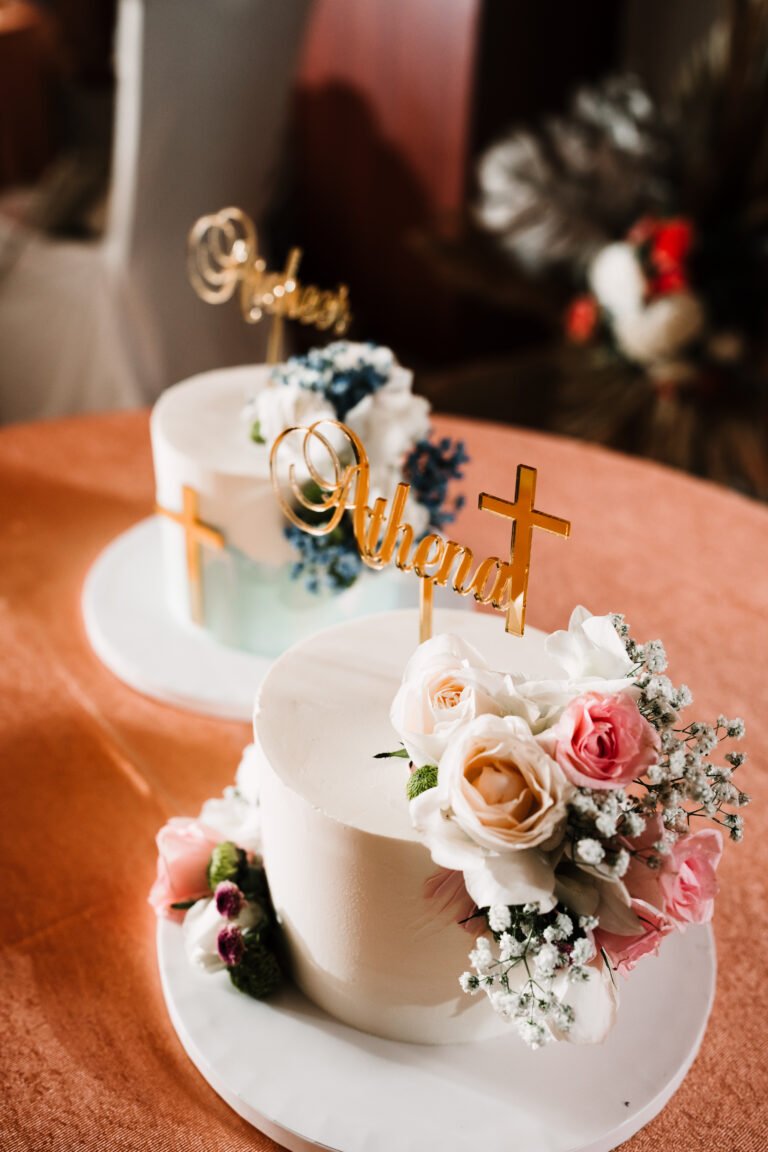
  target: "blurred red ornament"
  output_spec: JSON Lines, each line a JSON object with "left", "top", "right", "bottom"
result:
{"left": 565, "top": 295, "right": 599, "bottom": 343}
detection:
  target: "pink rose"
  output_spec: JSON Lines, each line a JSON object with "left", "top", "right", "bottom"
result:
{"left": 548, "top": 691, "right": 660, "bottom": 789}
{"left": 659, "top": 828, "right": 722, "bottom": 926}
{"left": 595, "top": 899, "right": 673, "bottom": 976}
{"left": 148, "top": 817, "right": 221, "bottom": 921}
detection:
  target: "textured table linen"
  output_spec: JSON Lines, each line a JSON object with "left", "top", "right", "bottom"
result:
{"left": 1, "top": 410, "right": 767, "bottom": 1152}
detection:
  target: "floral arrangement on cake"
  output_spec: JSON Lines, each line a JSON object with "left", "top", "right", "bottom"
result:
{"left": 247, "top": 341, "right": 468, "bottom": 592}
{"left": 382, "top": 607, "right": 748, "bottom": 1047}
{"left": 149, "top": 748, "right": 282, "bottom": 999}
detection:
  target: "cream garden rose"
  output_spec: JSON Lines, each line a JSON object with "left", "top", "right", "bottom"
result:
{"left": 390, "top": 634, "right": 510, "bottom": 768}
{"left": 411, "top": 714, "right": 571, "bottom": 908}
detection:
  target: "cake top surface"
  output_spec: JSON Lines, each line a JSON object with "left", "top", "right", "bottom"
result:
{"left": 151, "top": 365, "right": 272, "bottom": 477}
{"left": 254, "top": 608, "right": 565, "bottom": 841}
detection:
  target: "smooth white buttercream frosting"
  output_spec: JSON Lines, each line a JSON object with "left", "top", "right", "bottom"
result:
{"left": 149, "top": 366, "right": 420, "bottom": 654}
{"left": 254, "top": 608, "right": 564, "bottom": 1043}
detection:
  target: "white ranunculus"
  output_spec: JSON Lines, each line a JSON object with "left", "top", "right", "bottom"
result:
{"left": 588, "top": 243, "right": 646, "bottom": 316}
{"left": 410, "top": 714, "right": 570, "bottom": 908}
{"left": 182, "top": 896, "right": 262, "bottom": 973}
{"left": 613, "top": 291, "right": 705, "bottom": 366}
{"left": 197, "top": 743, "right": 265, "bottom": 854}
{"left": 546, "top": 606, "right": 635, "bottom": 682}
{"left": 346, "top": 368, "right": 430, "bottom": 472}
{"left": 252, "top": 381, "right": 337, "bottom": 451}
{"left": 199, "top": 792, "right": 262, "bottom": 854}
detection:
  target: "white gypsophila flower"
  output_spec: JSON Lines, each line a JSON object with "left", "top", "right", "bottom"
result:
{"left": 570, "top": 936, "right": 596, "bottom": 966}
{"left": 410, "top": 714, "right": 569, "bottom": 910}
{"left": 499, "top": 932, "right": 526, "bottom": 962}
{"left": 613, "top": 292, "right": 705, "bottom": 366}
{"left": 488, "top": 905, "right": 512, "bottom": 933}
{"left": 535, "top": 943, "right": 560, "bottom": 977}
{"left": 459, "top": 972, "right": 480, "bottom": 994}
{"left": 517, "top": 1018, "right": 550, "bottom": 1049}
{"left": 588, "top": 242, "right": 646, "bottom": 316}
{"left": 489, "top": 989, "right": 520, "bottom": 1017}
{"left": 579, "top": 914, "right": 598, "bottom": 931}
{"left": 575, "top": 838, "right": 605, "bottom": 866}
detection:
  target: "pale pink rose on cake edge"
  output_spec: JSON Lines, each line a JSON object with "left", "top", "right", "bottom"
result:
{"left": 148, "top": 817, "right": 222, "bottom": 922}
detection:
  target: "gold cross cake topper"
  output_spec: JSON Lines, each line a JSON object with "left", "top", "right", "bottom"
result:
{"left": 154, "top": 485, "right": 225, "bottom": 624}
{"left": 188, "top": 206, "right": 352, "bottom": 364}
{"left": 270, "top": 421, "right": 570, "bottom": 641}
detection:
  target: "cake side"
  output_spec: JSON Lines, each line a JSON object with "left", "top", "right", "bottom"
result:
{"left": 254, "top": 609, "right": 561, "bottom": 1043}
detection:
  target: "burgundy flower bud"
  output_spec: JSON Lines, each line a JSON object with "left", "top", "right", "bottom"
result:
{"left": 215, "top": 880, "right": 245, "bottom": 920}
{"left": 217, "top": 924, "right": 245, "bottom": 968}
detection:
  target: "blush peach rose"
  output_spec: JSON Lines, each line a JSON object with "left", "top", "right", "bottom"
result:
{"left": 148, "top": 817, "right": 221, "bottom": 921}
{"left": 410, "top": 715, "right": 570, "bottom": 909}
{"left": 546, "top": 691, "right": 660, "bottom": 789}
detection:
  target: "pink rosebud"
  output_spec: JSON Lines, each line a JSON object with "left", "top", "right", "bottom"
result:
{"left": 148, "top": 817, "right": 222, "bottom": 921}
{"left": 659, "top": 828, "right": 722, "bottom": 926}
{"left": 549, "top": 691, "right": 660, "bottom": 790}
{"left": 595, "top": 899, "right": 674, "bottom": 976}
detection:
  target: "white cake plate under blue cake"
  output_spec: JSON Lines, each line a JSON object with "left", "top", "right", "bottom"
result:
{"left": 83, "top": 517, "right": 457, "bottom": 721}
{"left": 157, "top": 920, "right": 715, "bottom": 1152}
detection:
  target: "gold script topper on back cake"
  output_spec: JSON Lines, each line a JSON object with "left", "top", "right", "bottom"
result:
{"left": 187, "top": 206, "right": 351, "bottom": 365}
{"left": 155, "top": 207, "right": 353, "bottom": 625}
{"left": 269, "top": 421, "right": 571, "bottom": 642}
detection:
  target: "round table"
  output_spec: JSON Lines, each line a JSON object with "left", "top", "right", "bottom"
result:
{"left": 1, "top": 410, "right": 766, "bottom": 1151}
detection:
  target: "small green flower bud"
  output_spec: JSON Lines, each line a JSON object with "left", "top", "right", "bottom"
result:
{"left": 406, "top": 763, "right": 438, "bottom": 801}
{"left": 207, "top": 841, "right": 245, "bottom": 890}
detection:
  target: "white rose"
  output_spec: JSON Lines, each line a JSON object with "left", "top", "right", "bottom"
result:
{"left": 182, "top": 896, "right": 262, "bottom": 973}
{"left": 346, "top": 368, "right": 430, "bottom": 471}
{"left": 588, "top": 243, "right": 646, "bottom": 316}
{"left": 411, "top": 714, "right": 570, "bottom": 909}
{"left": 253, "top": 381, "right": 336, "bottom": 451}
{"left": 390, "top": 634, "right": 510, "bottom": 767}
{"left": 613, "top": 291, "right": 705, "bottom": 366}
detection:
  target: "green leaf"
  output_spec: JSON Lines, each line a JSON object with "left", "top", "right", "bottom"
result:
{"left": 250, "top": 421, "right": 265, "bottom": 444}
{"left": 170, "top": 899, "right": 198, "bottom": 911}
{"left": 406, "top": 763, "right": 438, "bottom": 801}
{"left": 374, "top": 747, "right": 411, "bottom": 760}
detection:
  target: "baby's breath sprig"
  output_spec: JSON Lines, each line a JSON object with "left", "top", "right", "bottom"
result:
{"left": 460, "top": 903, "right": 596, "bottom": 1048}
{"left": 610, "top": 616, "right": 749, "bottom": 843}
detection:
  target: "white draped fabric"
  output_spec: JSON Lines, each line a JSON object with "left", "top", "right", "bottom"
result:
{"left": 0, "top": 0, "right": 311, "bottom": 424}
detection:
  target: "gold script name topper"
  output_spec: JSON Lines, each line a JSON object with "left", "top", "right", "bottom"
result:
{"left": 188, "top": 206, "right": 351, "bottom": 364}
{"left": 270, "top": 422, "right": 570, "bottom": 642}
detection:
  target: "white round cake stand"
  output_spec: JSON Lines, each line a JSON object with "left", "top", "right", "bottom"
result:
{"left": 82, "top": 518, "right": 269, "bottom": 721}
{"left": 158, "top": 920, "right": 715, "bottom": 1152}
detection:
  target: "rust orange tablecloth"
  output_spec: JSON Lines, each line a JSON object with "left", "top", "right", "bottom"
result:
{"left": 1, "top": 411, "right": 767, "bottom": 1151}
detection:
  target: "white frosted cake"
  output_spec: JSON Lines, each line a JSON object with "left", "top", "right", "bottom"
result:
{"left": 254, "top": 607, "right": 561, "bottom": 1044}
{"left": 149, "top": 344, "right": 462, "bottom": 658}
